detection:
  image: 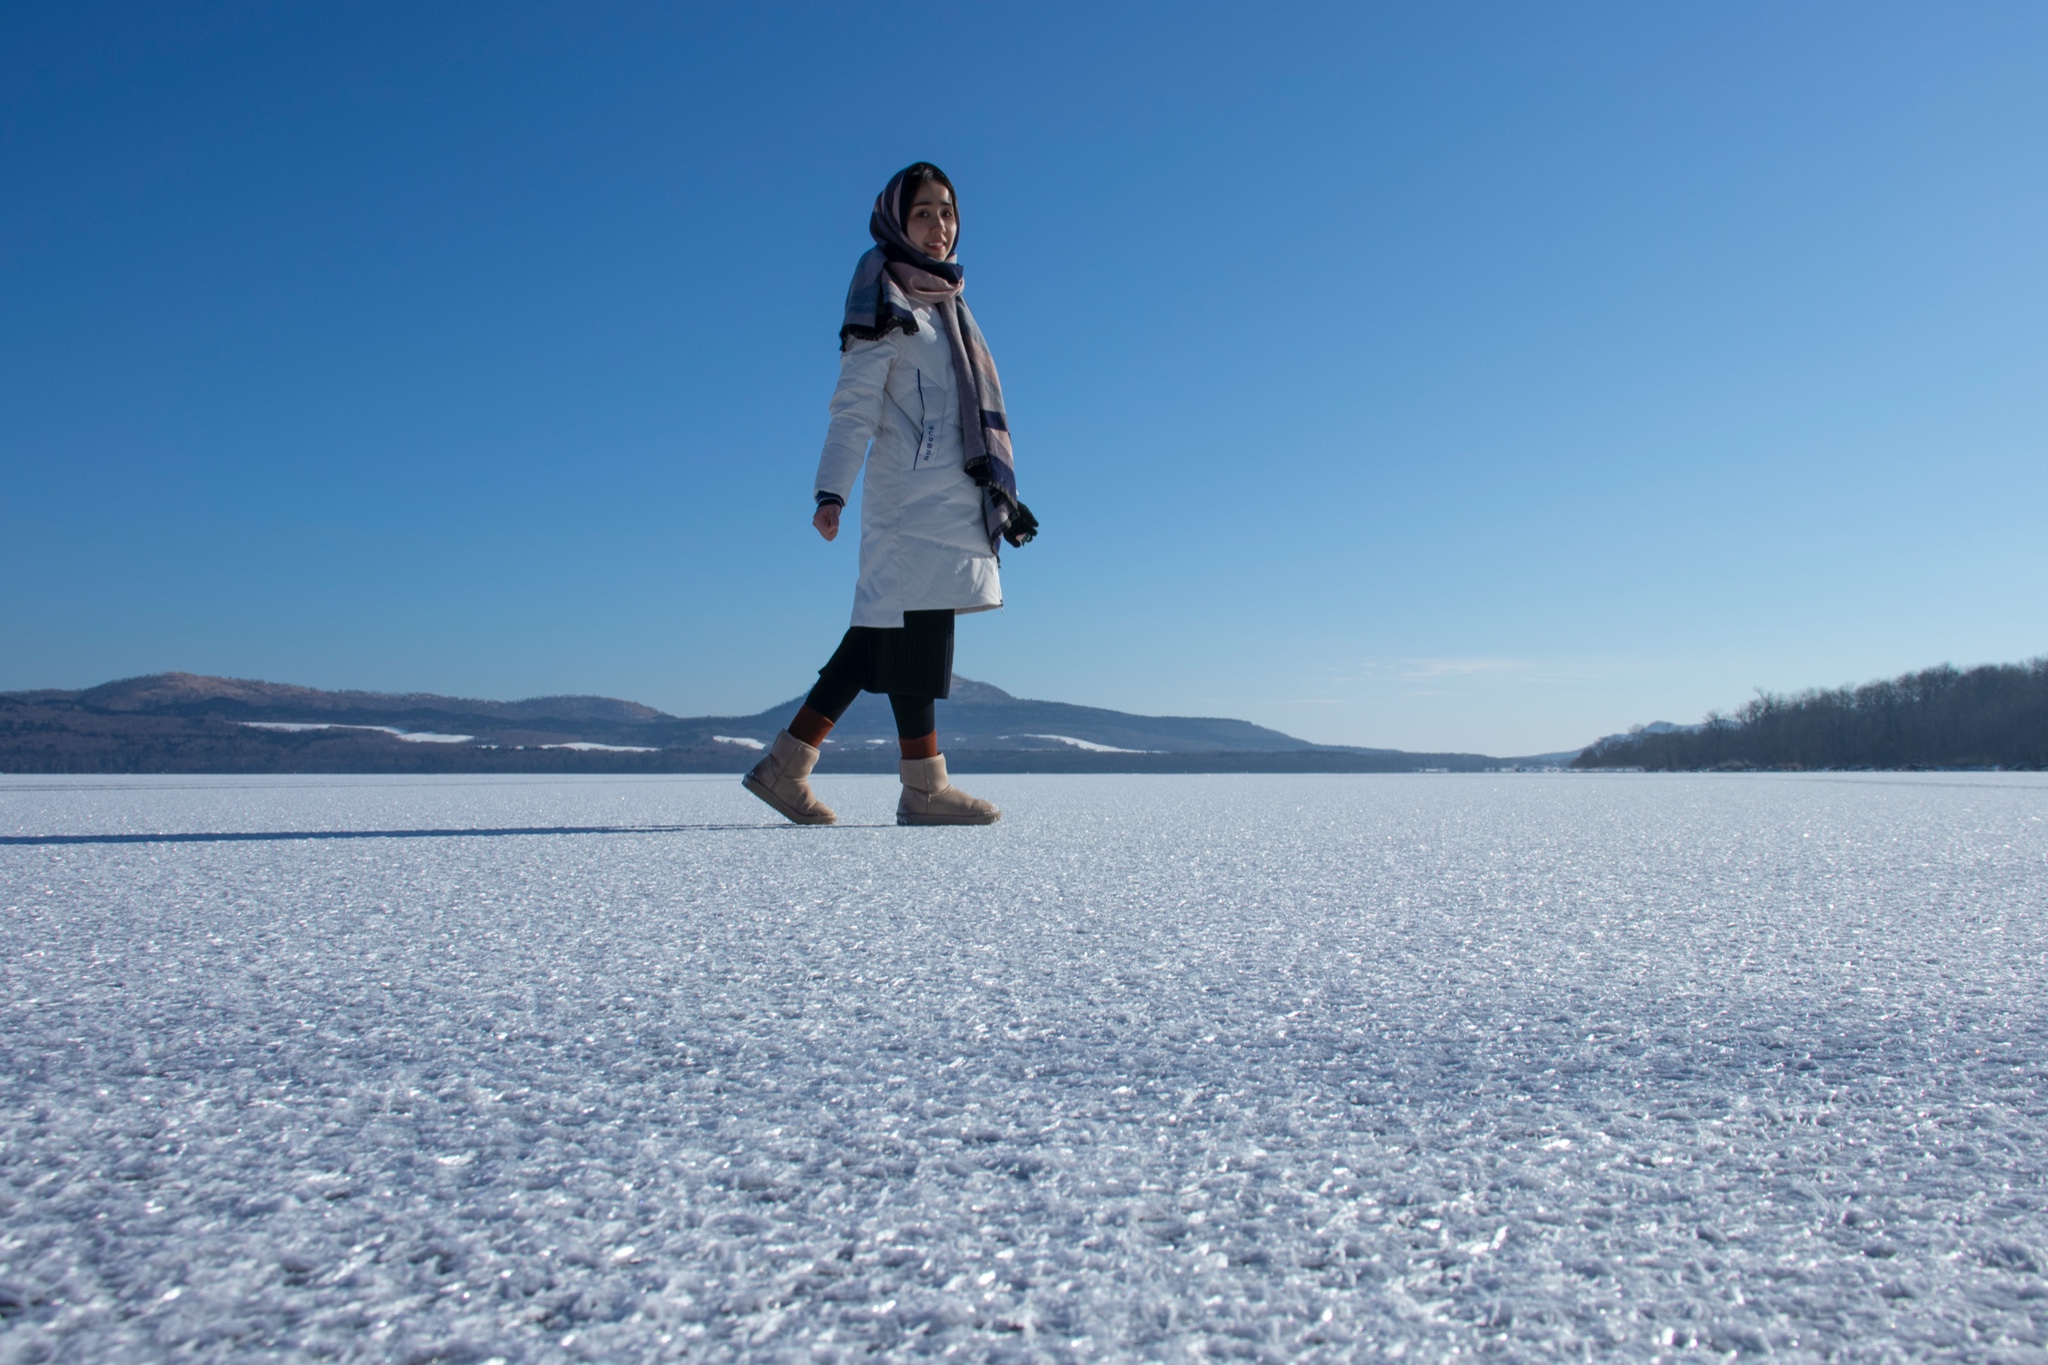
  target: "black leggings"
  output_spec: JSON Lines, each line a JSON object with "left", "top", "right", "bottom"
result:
{"left": 804, "top": 666, "right": 936, "bottom": 739}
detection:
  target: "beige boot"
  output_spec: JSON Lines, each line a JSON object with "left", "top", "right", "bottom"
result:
{"left": 897, "top": 755, "right": 1000, "bottom": 826}
{"left": 742, "top": 731, "right": 837, "bottom": 825}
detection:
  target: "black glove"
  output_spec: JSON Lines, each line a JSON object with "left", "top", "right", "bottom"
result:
{"left": 1002, "top": 500, "right": 1039, "bottom": 548}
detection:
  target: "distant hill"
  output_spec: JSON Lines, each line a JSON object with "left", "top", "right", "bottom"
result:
{"left": 65, "top": 672, "right": 667, "bottom": 726}
{"left": 1573, "top": 658, "right": 2048, "bottom": 771}
{"left": 0, "top": 672, "right": 1529, "bottom": 774}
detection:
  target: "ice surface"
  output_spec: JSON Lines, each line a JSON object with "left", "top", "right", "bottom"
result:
{"left": 2, "top": 772, "right": 2045, "bottom": 1361}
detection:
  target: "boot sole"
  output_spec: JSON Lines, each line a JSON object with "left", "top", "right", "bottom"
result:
{"left": 743, "top": 775, "right": 837, "bottom": 825}
{"left": 896, "top": 811, "right": 1001, "bottom": 826}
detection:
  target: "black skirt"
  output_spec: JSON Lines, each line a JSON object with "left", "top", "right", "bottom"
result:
{"left": 817, "top": 608, "right": 956, "bottom": 699}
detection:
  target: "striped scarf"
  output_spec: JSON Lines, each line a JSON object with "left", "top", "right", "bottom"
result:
{"left": 840, "top": 166, "right": 1032, "bottom": 550}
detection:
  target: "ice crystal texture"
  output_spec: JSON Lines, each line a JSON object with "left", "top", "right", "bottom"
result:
{"left": 2, "top": 772, "right": 2045, "bottom": 1360}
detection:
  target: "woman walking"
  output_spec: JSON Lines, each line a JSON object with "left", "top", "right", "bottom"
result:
{"left": 744, "top": 162, "right": 1036, "bottom": 827}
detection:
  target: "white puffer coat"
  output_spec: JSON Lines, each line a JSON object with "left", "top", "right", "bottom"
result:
{"left": 814, "top": 304, "right": 1003, "bottom": 629}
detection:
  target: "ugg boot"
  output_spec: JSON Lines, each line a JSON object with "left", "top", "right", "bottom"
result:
{"left": 896, "top": 755, "right": 1000, "bottom": 826}
{"left": 743, "top": 731, "right": 837, "bottom": 825}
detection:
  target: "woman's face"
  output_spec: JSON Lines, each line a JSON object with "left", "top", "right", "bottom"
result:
{"left": 906, "top": 181, "right": 957, "bottom": 259}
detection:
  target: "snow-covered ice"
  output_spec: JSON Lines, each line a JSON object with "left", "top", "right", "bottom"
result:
{"left": 2, "top": 772, "right": 2045, "bottom": 1361}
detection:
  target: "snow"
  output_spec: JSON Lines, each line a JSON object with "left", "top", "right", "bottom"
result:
{"left": 2, "top": 772, "right": 2045, "bottom": 1361}
{"left": 238, "top": 722, "right": 475, "bottom": 744}
{"left": 712, "top": 736, "right": 767, "bottom": 750}
{"left": 1016, "top": 734, "right": 1151, "bottom": 753}
{"left": 541, "top": 743, "right": 659, "bottom": 754}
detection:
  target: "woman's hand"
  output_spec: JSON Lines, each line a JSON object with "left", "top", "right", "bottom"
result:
{"left": 813, "top": 502, "right": 841, "bottom": 541}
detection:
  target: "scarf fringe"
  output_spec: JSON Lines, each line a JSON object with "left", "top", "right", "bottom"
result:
{"left": 838, "top": 315, "right": 918, "bottom": 350}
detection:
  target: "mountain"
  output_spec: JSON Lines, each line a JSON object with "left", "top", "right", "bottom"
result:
{"left": 68, "top": 672, "right": 667, "bottom": 726}
{"left": 0, "top": 672, "right": 1525, "bottom": 774}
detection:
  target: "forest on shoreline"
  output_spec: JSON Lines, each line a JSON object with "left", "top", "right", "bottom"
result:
{"left": 1573, "top": 658, "right": 2048, "bottom": 771}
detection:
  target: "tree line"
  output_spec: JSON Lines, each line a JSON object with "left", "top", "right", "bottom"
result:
{"left": 1573, "top": 657, "right": 2048, "bottom": 770}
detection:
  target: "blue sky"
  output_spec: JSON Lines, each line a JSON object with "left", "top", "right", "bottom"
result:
{"left": 4, "top": 3, "right": 2043, "bottom": 754}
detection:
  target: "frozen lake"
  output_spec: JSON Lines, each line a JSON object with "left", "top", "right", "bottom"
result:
{"left": 3, "top": 772, "right": 2045, "bottom": 1361}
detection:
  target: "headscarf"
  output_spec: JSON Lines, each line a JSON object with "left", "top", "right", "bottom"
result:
{"left": 840, "top": 164, "right": 1031, "bottom": 550}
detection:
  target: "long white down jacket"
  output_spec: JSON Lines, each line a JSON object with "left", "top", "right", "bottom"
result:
{"left": 814, "top": 304, "right": 1003, "bottom": 629}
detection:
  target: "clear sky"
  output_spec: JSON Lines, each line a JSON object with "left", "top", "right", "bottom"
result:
{"left": 4, "top": 3, "right": 2044, "bottom": 754}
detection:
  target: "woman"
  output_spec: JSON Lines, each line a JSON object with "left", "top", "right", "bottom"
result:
{"left": 744, "top": 162, "right": 1036, "bottom": 827}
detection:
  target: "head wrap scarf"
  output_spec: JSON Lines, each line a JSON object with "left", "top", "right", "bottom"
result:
{"left": 840, "top": 165, "right": 1034, "bottom": 550}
